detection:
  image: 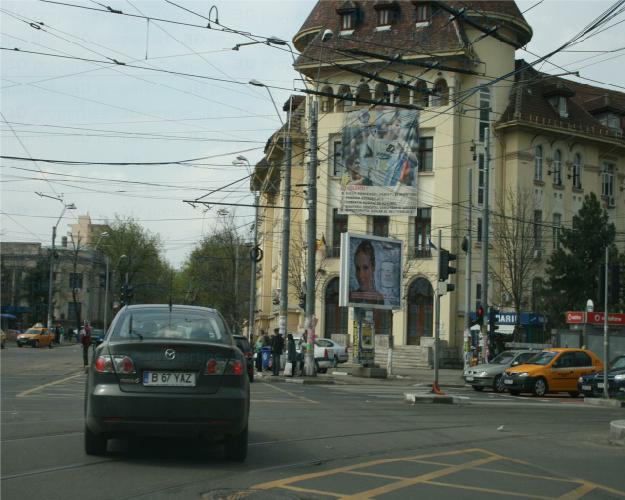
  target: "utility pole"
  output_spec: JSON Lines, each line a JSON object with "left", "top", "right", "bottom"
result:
{"left": 248, "top": 192, "right": 259, "bottom": 341}
{"left": 279, "top": 97, "right": 293, "bottom": 340}
{"left": 603, "top": 246, "right": 609, "bottom": 399}
{"left": 304, "top": 97, "right": 318, "bottom": 376}
{"left": 481, "top": 128, "right": 490, "bottom": 362}
{"left": 464, "top": 169, "right": 473, "bottom": 369}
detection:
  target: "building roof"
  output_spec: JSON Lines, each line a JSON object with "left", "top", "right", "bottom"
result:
{"left": 293, "top": 1, "right": 532, "bottom": 75}
{"left": 498, "top": 60, "right": 625, "bottom": 143}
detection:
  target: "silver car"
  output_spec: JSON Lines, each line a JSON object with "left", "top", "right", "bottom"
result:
{"left": 464, "top": 350, "right": 537, "bottom": 392}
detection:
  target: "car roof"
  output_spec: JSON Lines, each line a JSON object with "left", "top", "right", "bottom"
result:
{"left": 123, "top": 304, "right": 219, "bottom": 314}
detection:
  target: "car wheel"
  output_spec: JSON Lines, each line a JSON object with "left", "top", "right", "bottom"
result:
{"left": 509, "top": 390, "right": 521, "bottom": 396}
{"left": 532, "top": 377, "right": 548, "bottom": 397}
{"left": 493, "top": 375, "right": 506, "bottom": 393}
{"left": 568, "top": 391, "right": 580, "bottom": 398}
{"left": 224, "top": 425, "right": 248, "bottom": 462}
{"left": 48, "top": 341, "right": 53, "bottom": 349}
{"left": 34, "top": 340, "right": 39, "bottom": 348}
{"left": 472, "top": 386, "right": 484, "bottom": 391}
{"left": 84, "top": 426, "right": 107, "bottom": 455}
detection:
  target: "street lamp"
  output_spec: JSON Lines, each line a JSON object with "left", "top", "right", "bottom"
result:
{"left": 46, "top": 201, "right": 77, "bottom": 330}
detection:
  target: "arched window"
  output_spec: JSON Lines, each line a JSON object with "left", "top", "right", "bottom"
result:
{"left": 572, "top": 153, "right": 582, "bottom": 189}
{"left": 406, "top": 278, "right": 433, "bottom": 345}
{"left": 356, "top": 80, "right": 371, "bottom": 106}
{"left": 374, "top": 82, "right": 390, "bottom": 103}
{"left": 393, "top": 76, "right": 410, "bottom": 105}
{"left": 320, "top": 85, "right": 334, "bottom": 113}
{"left": 336, "top": 84, "right": 352, "bottom": 112}
{"left": 534, "top": 145, "right": 543, "bottom": 181}
{"left": 415, "top": 80, "right": 429, "bottom": 108}
{"left": 552, "top": 149, "right": 562, "bottom": 186}
{"left": 324, "top": 277, "right": 347, "bottom": 339}
{"left": 431, "top": 78, "right": 449, "bottom": 106}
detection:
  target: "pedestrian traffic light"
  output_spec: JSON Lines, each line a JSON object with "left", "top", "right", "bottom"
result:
{"left": 438, "top": 248, "right": 457, "bottom": 292}
{"left": 488, "top": 308, "right": 500, "bottom": 335}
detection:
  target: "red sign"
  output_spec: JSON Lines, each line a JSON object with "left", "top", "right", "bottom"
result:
{"left": 566, "top": 311, "right": 625, "bottom": 325}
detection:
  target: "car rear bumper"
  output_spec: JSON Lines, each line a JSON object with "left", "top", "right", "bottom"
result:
{"left": 86, "top": 383, "right": 248, "bottom": 438}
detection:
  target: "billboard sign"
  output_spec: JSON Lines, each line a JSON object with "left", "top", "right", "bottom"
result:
{"left": 565, "top": 311, "right": 625, "bottom": 325}
{"left": 340, "top": 107, "right": 420, "bottom": 215}
{"left": 339, "top": 233, "right": 402, "bottom": 310}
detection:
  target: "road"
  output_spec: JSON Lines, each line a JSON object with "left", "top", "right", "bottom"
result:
{"left": 2, "top": 344, "right": 624, "bottom": 499}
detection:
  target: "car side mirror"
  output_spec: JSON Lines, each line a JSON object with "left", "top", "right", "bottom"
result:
{"left": 511, "top": 361, "right": 519, "bottom": 366}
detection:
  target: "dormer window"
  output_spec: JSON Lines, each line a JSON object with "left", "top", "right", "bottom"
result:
{"left": 374, "top": 1, "right": 398, "bottom": 28}
{"left": 337, "top": 2, "right": 358, "bottom": 32}
{"left": 377, "top": 8, "right": 391, "bottom": 26}
{"left": 549, "top": 95, "right": 568, "bottom": 118}
{"left": 341, "top": 12, "right": 355, "bottom": 30}
{"left": 414, "top": 2, "right": 431, "bottom": 23}
{"left": 598, "top": 112, "right": 621, "bottom": 132}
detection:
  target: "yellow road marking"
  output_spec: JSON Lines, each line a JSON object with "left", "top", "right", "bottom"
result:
{"left": 281, "top": 485, "right": 343, "bottom": 497}
{"left": 261, "top": 381, "right": 319, "bottom": 404}
{"left": 340, "top": 455, "right": 500, "bottom": 499}
{"left": 558, "top": 483, "right": 596, "bottom": 499}
{"left": 345, "top": 471, "right": 406, "bottom": 481}
{"left": 425, "top": 480, "right": 553, "bottom": 499}
{"left": 17, "top": 371, "right": 84, "bottom": 398}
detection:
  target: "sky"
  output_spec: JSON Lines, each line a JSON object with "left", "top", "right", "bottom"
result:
{"left": 1, "top": 0, "right": 624, "bottom": 268}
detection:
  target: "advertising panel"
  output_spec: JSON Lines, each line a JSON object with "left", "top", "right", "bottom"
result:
{"left": 340, "top": 107, "right": 420, "bottom": 215}
{"left": 339, "top": 233, "right": 402, "bottom": 310}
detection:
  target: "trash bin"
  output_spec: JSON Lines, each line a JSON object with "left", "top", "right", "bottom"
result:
{"left": 261, "top": 346, "right": 272, "bottom": 371}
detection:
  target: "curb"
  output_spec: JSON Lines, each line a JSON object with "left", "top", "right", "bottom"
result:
{"left": 284, "top": 378, "right": 335, "bottom": 385}
{"left": 584, "top": 397, "right": 625, "bottom": 408}
{"left": 403, "top": 392, "right": 460, "bottom": 404}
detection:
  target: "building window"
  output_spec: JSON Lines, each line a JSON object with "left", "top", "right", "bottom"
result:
{"left": 377, "top": 8, "right": 392, "bottom": 26}
{"left": 332, "top": 209, "right": 348, "bottom": 257}
{"left": 69, "top": 273, "right": 83, "bottom": 289}
{"left": 336, "top": 84, "right": 352, "bottom": 112}
{"left": 549, "top": 95, "right": 568, "bottom": 118}
{"left": 372, "top": 216, "right": 389, "bottom": 237}
{"left": 414, "top": 208, "right": 431, "bottom": 257}
{"left": 598, "top": 112, "right": 621, "bottom": 132}
{"left": 355, "top": 80, "right": 371, "bottom": 106}
{"left": 341, "top": 12, "right": 355, "bottom": 30}
{"left": 431, "top": 79, "right": 448, "bottom": 106}
{"left": 374, "top": 82, "right": 390, "bottom": 103}
{"left": 572, "top": 153, "right": 582, "bottom": 189}
{"left": 552, "top": 149, "right": 562, "bottom": 186}
{"left": 534, "top": 145, "right": 543, "bottom": 181}
{"left": 477, "top": 153, "right": 485, "bottom": 205}
{"left": 407, "top": 278, "right": 433, "bottom": 344}
{"left": 534, "top": 210, "right": 542, "bottom": 251}
{"left": 415, "top": 80, "right": 428, "bottom": 108}
{"left": 602, "top": 162, "right": 615, "bottom": 198}
{"left": 415, "top": 2, "right": 431, "bottom": 23}
{"left": 477, "top": 217, "right": 483, "bottom": 243}
{"left": 418, "top": 137, "right": 433, "bottom": 172}
{"left": 393, "top": 77, "right": 410, "bottom": 105}
{"left": 331, "top": 137, "right": 343, "bottom": 176}
{"left": 320, "top": 85, "right": 334, "bottom": 113}
{"left": 552, "top": 213, "right": 561, "bottom": 250}
{"left": 478, "top": 86, "right": 491, "bottom": 143}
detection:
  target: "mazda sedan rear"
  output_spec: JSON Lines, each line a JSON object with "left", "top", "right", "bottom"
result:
{"left": 84, "top": 304, "right": 250, "bottom": 461}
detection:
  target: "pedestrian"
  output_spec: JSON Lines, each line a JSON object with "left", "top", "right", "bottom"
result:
{"left": 255, "top": 330, "right": 265, "bottom": 372}
{"left": 82, "top": 322, "right": 92, "bottom": 367}
{"left": 298, "top": 332, "right": 307, "bottom": 374}
{"left": 286, "top": 333, "right": 297, "bottom": 377}
{"left": 54, "top": 323, "right": 61, "bottom": 344}
{"left": 271, "top": 329, "right": 284, "bottom": 376}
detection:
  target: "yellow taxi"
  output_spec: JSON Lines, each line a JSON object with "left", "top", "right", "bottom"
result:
{"left": 502, "top": 348, "right": 603, "bottom": 397}
{"left": 16, "top": 323, "right": 54, "bottom": 348}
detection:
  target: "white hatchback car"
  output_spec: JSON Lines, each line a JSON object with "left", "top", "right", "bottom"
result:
{"left": 316, "top": 338, "right": 348, "bottom": 366}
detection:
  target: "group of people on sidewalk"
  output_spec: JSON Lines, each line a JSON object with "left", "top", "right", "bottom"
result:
{"left": 253, "top": 329, "right": 306, "bottom": 377}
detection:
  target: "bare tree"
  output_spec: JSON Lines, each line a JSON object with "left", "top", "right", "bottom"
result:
{"left": 288, "top": 225, "right": 326, "bottom": 305}
{"left": 490, "top": 188, "right": 540, "bottom": 342}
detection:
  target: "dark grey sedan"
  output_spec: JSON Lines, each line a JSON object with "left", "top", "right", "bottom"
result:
{"left": 464, "top": 350, "right": 537, "bottom": 392}
{"left": 84, "top": 304, "right": 250, "bottom": 461}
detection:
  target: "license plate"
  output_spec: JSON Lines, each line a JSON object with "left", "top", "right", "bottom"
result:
{"left": 143, "top": 372, "right": 196, "bottom": 386}
{"left": 504, "top": 379, "right": 513, "bottom": 385}
{"left": 465, "top": 376, "right": 474, "bottom": 382}
{"left": 582, "top": 385, "right": 591, "bottom": 391}
{"left": 597, "top": 382, "right": 604, "bottom": 389}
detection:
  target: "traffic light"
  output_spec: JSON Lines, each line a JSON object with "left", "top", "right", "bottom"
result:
{"left": 488, "top": 308, "right": 500, "bottom": 335}
{"left": 120, "top": 284, "right": 127, "bottom": 306}
{"left": 438, "top": 248, "right": 457, "bottom": 292}
{"left": 471, "top": 305, "right": 484, "bottom": 327}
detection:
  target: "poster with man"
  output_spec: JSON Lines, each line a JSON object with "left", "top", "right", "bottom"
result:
{"left": 339, "top": 233, "right": 402, "bottom": 310}
{"left": 340, "top": 106, "right": 420, "bottom": 215}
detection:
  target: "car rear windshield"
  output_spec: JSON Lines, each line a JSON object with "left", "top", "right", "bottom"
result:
{"left": 110, "top": 308, "right": 230, "bottom": 344}
{"left": 234, "top": 337, "right": 251, "bottom": 351}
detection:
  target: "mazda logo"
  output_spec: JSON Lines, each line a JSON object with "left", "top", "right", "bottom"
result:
{"left": 164, "top": 348, "right": 176, "bottom": 360}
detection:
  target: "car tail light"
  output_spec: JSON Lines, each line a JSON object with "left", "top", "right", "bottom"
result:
{"left": 95, "top": 355, "right": 135, "bottom": 374}
{"left": 225, "top": 359, "right": 244, "bottom": 376}
{"left": 205, "top": 358, "right": 244, "bottom": 376}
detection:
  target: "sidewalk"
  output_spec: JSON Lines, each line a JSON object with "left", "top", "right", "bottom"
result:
{"left": 256, "top": 364, "right": 465, "bottom": 388}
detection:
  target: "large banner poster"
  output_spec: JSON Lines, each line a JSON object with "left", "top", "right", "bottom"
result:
{"left": 339, "top": 233, "right": 402, "bottom": 310}
{"left": 340, "top": 107, "right": 420, "bottom": 215}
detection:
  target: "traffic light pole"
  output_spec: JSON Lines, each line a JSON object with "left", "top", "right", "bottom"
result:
{"left": 464, "top": 169, "right": 472, "bottom": 370}
{"left": 481, "top": 128, "right": 491, "bottom": 363}
{"left": 434, "top": 230, "right": 442, "bottom": 387}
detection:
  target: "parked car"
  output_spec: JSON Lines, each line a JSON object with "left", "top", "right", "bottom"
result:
{"left": 84, "top": 304, "right": 250, "bottom": 461}
{"left": 463, "top": 350, "right": 537, "bottom": 392}
{"left": 503, "top": 348, "right": 603, "bottom": 397}
{"left": 290, "top": 336, "right": 335, "bottom": 373}
{"left": 578, "top": 354, "right": 625, "bottom": 398}
{"left": 16, "top": 324, "right": 54, "bottom": 348}
{"left": 316, "top": 338, "right": 348, "bottom": 366}
{"left": 233, "top": 335, "right": 254, "bottom": 382}
{"left": 1, "top": 329, "right": 6, "bottom": 349}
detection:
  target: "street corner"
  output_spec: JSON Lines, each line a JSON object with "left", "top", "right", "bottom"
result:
{"left": 244, "top": 448, "right": 625, "bottom": 500}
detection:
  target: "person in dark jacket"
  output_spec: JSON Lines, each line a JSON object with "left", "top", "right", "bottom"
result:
{"left": 81, "top": 322, "right": 92, "bottom": 367}
{"left": 271, "top": 330, "right": 284, "bottom": 376}
{"left": 286, "top": 333, "right": 297, "bottom": 377}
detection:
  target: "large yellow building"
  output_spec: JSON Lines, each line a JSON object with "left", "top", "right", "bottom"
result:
{"left": 251, "top": 1, "right": 624, "bottom": 368}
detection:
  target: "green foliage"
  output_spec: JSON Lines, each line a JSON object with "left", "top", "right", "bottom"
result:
{"left": 544, "top": 193, "right": 617, "bottom": 325}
